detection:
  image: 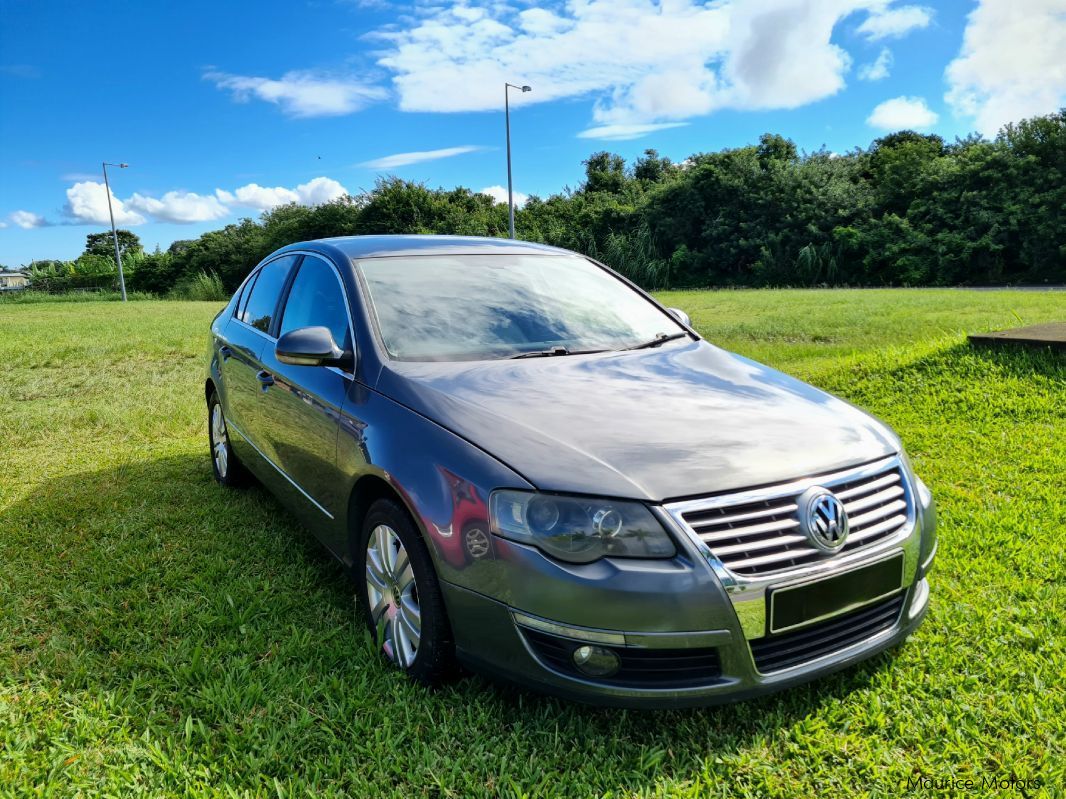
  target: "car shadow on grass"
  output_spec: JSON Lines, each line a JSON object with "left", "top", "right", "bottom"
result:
{"left": 0, "top": 452, "right": 914, "bottom": 794}
{"left": 964, "top": 339, "right": 1066, "bottom": 377}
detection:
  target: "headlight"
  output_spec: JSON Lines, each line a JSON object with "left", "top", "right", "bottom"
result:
{"left": 489, "top": 490, "right": 676, "bottom": 564}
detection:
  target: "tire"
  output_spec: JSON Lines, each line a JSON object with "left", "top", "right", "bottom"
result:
{"left": 356, "top": 497, "right": 455, "bottom": 685}
{"left": 208, "top": 389, "right": 250, "bottom": 488}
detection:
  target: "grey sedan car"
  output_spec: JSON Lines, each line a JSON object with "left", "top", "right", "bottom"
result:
{"left": 205, "top": 235, "right": 936, "bottom": 707}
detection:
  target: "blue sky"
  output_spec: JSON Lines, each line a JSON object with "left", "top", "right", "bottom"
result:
{"left": 2, "top": 0, "right": 1064, "bottom": 267}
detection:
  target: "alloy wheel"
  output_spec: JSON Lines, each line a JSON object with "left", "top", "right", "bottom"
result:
{"left": 210, "top": 403, "right": 229, "bottom": 479}
{"left": 365, "top": 523, "right": 421, "bottom": 667}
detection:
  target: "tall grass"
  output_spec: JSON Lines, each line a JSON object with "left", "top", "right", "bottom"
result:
{"left": 168, "top": 271, "right": 227, "bottom": 301}
{"left": 0, "top": 290, "right": 156, "bottom": 304}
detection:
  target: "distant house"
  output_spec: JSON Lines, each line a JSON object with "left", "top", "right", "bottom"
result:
{"left": 0, "top": 270, "right": 29, "bottom": 291}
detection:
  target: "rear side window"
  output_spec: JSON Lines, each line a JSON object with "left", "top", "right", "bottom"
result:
{"left": 279, "top": 256, "right": 351, "bottom": 350}
{"left": 241, "top": 255, "right": 298, "bottom": 334}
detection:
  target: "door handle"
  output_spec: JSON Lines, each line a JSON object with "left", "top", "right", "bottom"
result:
{"left": 219, "top": 345, "right": 233, "bottom": 360}
{"left": 256, "top": 370, "right": 275, "bottom": 388}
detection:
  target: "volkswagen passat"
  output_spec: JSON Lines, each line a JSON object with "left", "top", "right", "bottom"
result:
{"left": 205, "top": 235, "right": 936, "bottom": 707}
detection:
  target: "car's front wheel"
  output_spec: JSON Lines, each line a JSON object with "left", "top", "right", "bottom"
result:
{"left": 356, "top": 498, "right": 454, "bottom": 684}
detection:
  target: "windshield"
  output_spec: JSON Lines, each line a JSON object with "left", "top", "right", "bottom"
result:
{"left": 356, "top": 254, "right": 687, "bottom": 362}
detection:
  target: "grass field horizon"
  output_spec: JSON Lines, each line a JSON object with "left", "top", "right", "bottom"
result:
{"left": 1, "top": 289, "right": 1063, "bottom": 796}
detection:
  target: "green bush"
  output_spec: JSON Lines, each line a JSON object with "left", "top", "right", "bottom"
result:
{"left": 168, "top": 270, "right": 228, "bottom": 301}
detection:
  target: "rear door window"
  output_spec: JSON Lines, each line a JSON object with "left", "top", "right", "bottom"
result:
{"left": 240, "top": 255, "right": 298, "bottom": 335}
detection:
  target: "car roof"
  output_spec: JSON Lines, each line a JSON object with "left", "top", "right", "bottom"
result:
{"left": 292, "top": 235, "right": 576, "bottom": 261}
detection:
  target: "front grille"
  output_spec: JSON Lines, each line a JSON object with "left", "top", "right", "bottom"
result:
{"left": 749, "top": 593, "right": 905, "bottom": 673}
{"left": 677, "top": 459, "right": 911, "bottom": 577}
{"left": 521, "top": 628, "right": 722, "bottom": 688}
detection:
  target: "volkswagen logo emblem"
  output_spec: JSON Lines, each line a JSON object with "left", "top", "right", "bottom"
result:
{"left": 800, "top": 487, "right": 849, "bottom": 552}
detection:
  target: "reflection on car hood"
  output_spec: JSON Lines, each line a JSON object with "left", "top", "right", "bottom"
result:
{"left": 376, "top": 340, "right": 900, "bottom": 501}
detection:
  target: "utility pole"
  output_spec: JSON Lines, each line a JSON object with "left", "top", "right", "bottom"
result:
{"left": 504, "top": 83, "right": 531, "bottom": 239}
{"left": 102, "top": 161, "right": 129, "bottom": 301}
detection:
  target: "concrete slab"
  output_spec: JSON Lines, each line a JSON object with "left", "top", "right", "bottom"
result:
{"left": 969, "top": 322, "right": 1066, "bottom": 351}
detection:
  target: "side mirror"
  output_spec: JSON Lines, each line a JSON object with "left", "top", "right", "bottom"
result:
{"left": 667, "top": 307, "right": 691, "bottom": 328}
{"left": 276, "top": 326, "right": 347, "bottom": 367}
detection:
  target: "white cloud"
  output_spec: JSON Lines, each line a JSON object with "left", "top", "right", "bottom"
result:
{"left": 228, "top": 184, "right": 300, "bottom": 210}
{"left": 9, "top": 210, "right": 48, "bottom": 229}
{"left": 578, "top": 122, "right": 688, "bottom": 141}
{"left": 359, "top": 145, "right": 485, "bottom": 169}
{"left": 858, "top": 47, "right": 893, "bottom": 81}
{"left": 945, "top": 0, "right": 1066, "bottom": 137}
{"left": 0, "top": 220, "right": 7, "bottom": 228}
{"left": 866, "top": 95, "right": 939, "bottom": 129}
{"left": 126, "top": 190, "right": 230, "bottom": 224}
{"left": 64, "top": 181, "right": 146, "bottom": 226}
{"left": 373, "top": 1, "right": 929, "bottom": 138}
{"left": 205, "top": 69, "right": 387, "bottom": 118}
{"left": 480, "top": 185, "right": 528, "bottom": 207}
{"left": 223, "top": 177, "right": 348, "bottom": 211}
{"left": 721, "top": 1, "right": 853, "bottom": 111}
{"left": 24, "top": 176, "right": 349, "bottom": 230}
{"left": 296, "top": 176, "right": 347, "bottom": 205}
{"left": 856, "top": 3, "right": 933, "bottom": 40}
{"left": 518, "top": 8, "right": 571, "bottom": 35}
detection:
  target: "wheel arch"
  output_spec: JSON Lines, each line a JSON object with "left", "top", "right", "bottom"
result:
{"left": 346, "top": 473, "right": 420, "bottom": 564}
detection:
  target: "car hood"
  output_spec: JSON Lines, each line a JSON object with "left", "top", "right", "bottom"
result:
{"left": 375, "top": 340, "right": 899, "bottom": 502}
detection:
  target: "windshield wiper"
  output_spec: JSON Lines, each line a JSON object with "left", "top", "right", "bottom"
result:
{"left": 621, "top": 331, "right": 691, "bottom": 351}
{"left": 509, "top": 346, "right": 607, "bottom": 359}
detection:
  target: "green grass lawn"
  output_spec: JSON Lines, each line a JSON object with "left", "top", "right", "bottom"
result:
{"left": 1, "top": 290, "right": 1064, "bottom": 797}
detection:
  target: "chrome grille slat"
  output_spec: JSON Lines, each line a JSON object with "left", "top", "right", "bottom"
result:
{"left": 844, "top": 514, "right": 908, "bottom": 544}
{"left": 725, "top": 548, "right": 823, "bottom": 572}
{"left": 675, "top": 459, "right": 913, "bottom": 577}
{"left": 843, "top": 484, "right": 904, "bottom": 514}
{"left": 848, "top": 499, "right": 907, "bottom": 529}
{"left": 695, "top": 516, "right": 801, "bottom": 542}
{"left": 711, "top": 533, "right": 809, "bottom": 557}
{"left": 688, "top": 501, "right": 799, "bottom": 528}
{"left": 834, "top": 472, "right": 899, "bottom": 500}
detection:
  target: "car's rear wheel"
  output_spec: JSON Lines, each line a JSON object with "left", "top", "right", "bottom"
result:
{"left": 357, "top": 498, "right": 454, "bottom": 684}
{"left": 208, "top": 390, "right": 249, "bottom": 487}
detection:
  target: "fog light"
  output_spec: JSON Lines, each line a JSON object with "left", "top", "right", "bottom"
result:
{"left": 572, "top": 644, "right": 621, "bottom": 677}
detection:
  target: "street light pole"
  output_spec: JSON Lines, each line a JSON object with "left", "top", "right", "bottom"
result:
{"left": 504, "top": 83, "right": 531, "bottom": 239}
{"left": 102, "top": 161, "right": 129, "bottom": 302}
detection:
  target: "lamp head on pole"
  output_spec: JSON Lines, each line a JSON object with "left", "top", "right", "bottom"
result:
{"left": 521, "top": 85, "right": 532, "bottom": 92}
{"left": 119, "top": 163, "right": 129, "bottom": 168}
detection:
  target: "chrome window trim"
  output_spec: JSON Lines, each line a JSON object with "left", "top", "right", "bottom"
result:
{"left": 227, "top": 419, "right": 334, "bottom": 520}
{"left": 662, "top": 454, "right": 922, "bottom": 640}
{"left": 233, "top": 317, "right": 277, "bottom": 342}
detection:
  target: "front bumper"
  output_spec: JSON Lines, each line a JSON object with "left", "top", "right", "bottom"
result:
{"left": 444, "top": 573, "right": 930, "bottom": 709}
{"left": 441, "top": 459, "right": 937, "bottom": 709}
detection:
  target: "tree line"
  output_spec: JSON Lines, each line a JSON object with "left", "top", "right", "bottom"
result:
{"left": 22, "top": 110, "right": 1066, "bottom": 295}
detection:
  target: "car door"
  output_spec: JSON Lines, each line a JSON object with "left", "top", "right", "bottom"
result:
{"left": 255, "top": 253, "right": 355, "bottom": 546}
{"left": 220, "top": 254, "right": 300, "bottom": 468}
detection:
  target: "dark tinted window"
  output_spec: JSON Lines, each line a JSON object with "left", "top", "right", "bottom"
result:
{"left": 280, "top": 256, "right": 351, "bottom": 350}
{"left": 233, "top": 274, "right": 254, "bottom": 319}
{"left": 241, "top": 256, "right": 297, "bottom": 334}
